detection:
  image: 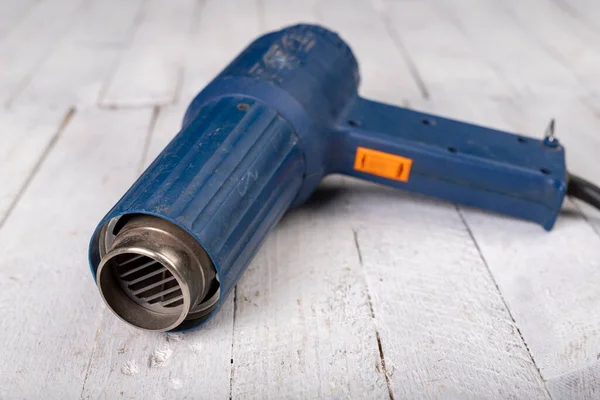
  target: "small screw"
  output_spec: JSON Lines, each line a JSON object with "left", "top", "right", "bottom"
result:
{"left": 543, "top": 118, "right": 560, "bottom": 148}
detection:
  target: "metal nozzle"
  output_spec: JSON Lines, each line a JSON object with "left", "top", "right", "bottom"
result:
{"left": 96, "top": 215, "right": 219, "bottom": 332}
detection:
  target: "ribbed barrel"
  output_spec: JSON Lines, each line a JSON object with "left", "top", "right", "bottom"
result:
{"left": 97, "top": 96, "right": 305, "bottom": 308}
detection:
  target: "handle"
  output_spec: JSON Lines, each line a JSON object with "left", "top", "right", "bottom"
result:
{"left": 330, "top": 97, "right": 567, "bottom": 230}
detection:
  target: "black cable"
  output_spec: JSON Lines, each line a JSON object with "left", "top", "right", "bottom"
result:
{"left": 567, "top": 173, "right": 600, "bottom": 211}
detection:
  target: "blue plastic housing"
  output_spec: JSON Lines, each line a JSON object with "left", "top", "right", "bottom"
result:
{"left": 89, "top": 24, "right": 567, "bottom": 330}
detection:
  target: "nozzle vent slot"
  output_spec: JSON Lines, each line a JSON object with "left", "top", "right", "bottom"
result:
{"left": 112, "top": 253, "right": 184, "bottom": 310}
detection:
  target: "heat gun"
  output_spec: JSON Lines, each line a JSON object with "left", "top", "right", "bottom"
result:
{"left": 89, "top": 24, "right": 600, "bottom": 332}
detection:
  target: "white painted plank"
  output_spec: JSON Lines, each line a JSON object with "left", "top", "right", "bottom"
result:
{"left": 385, "top": 4, "right": 600, "bottom": 388}
{"left": 551, "top": 0, "right": 600, "bottom": 36}
{"left": 180, "top": 0, "right": 261, "bottom": 105}
{"left": 316, "top": 0, "right": 423, "bottom": 104}
{"left": 346, "top": 0, "right": 594, "bottom": 395}
{"left": 431, "top": 0, "right": 583, "bottom": 99}
{"left": 348, "top": 184, "right": 549, "bottom": 398}
{"left": 0, "top": 106, "right": 69, "bottom": 223}
{"left": 231, "top": 201, "right": 389, "bottom": 399}
{"left": 499, "top": 0, "right": 600, "bottom": 96}
{"left": 0, "top": 108, "right": 153, "bottom": 398}
{"left": 145, "top": 105, "right": 186, "bottom": 166}
{"left": 383, "top": 0, "right": 512, "bottom": 99}
{"left": 261, "top": 0, "right": 319, "bottom": 31}
{"left": 12, "top": 0, "right": 144, "bottom": 109}
{"left": 81, "top": 104, "right": 235, "bottom": 400}
{"left": 461, "top": 189, "right": 600, "bottom": 381}
{"left": 0, "top": 0, "right": 85, "bottom": 106}
{"left": 385, "top": 0, "right": 600, "bottom": 389}
{"left": 0, "top": 0, "right": 41, "bottom": 39}
{"left": 546, "top": 361, "right": 600, "bottom": 400}
{"left": 82, "top": 298, "right": 235, "bottom": 400}
{"left": 99, "top": 0, "right": 199, "bottom": 108}
{"left": 428, "top": 95, "right": 600, "bottom": 390}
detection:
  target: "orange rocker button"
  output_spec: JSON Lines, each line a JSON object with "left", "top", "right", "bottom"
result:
{"left": 354, "top": 146, "right": 413, "bottom": 182}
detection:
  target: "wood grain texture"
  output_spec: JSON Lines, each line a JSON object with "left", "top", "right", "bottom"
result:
{"left": 383, "top": 0, "right": 511, "bottom": 100}
{"left": 12, "top": 0, "right": 144, "bottom": 108}
{"left": 180, "top": 0, "right": 261, "bottom": 104}
{"left": 316, "top": 0, "right": 423, "bottom": 103}
{"left": 261, "top": 0, "right": 319, "bottom": 31}
{"left": 99, "top": 0, "right": 199, "bottom": 108}
{"left": 145, "top": 105, "right": 187, "bottom": 167}
{"left": 499, "top": 0, "right": 600, "bottom": 96}
{"left": 546, "top": 361, "right": 600, "bottom": 399}
{"left": 550, "top": 0, "right": 600, "bottom": 36}
{"left": 0, "top": 106, "right": 68, "bottom": 223}
{"left": 231, "top": 191, "right": 389, "bottom": 400}
{"left": 0, "top": 108, "right": 153, "bottom": 398}
{"left": 352, "top": 187, "right": 550, "bottom": 399}
{"left": 0, "top": 0, "right": 84, "bottom": 106}
{"left": 81, "top": 297, "right": 235, "bottom": 400}
{"left": 461, "top": 194, "right": 600, "bottom": 378}
{"left": 431, "top": 0, "right": 582, "bottom": 98}
{"left": 0, "top": 0, "right": 41, "bottom": 39}
{"left": 425, "top": 94, "right": 600, "bottom": 397}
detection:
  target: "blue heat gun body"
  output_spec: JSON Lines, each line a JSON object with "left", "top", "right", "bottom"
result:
{"left": 89, "top": 25, "right": 597, "bottom": 332}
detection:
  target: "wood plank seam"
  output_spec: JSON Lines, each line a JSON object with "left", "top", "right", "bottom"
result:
{"left": 550, "top": 0, "right": 600, "bottom": 36}
{"left": 0, "top": 0, "right": 42, "bottom": 42}
{"left": 380, "top": 13, "right": 430, "bottom": 100}
{"left": 78, "top": 321, "right": 103, "bottom": 400}
{"left": 0, "top": 106, "right": 75, "bottom": 231}
{"left": 353, "top": 229, "right": 394, "bottom": 400}
{"left": 139, "top": 106, "right": 161, "bottom": 168}
{"left": 424, "top": 0, "right": 520, "bottom": 97}
{"left": 455, "top": 206, "right": 553, "bottom": 397}
{"left": 172, "top": 0, "right": 206, "bottom": 106}
{"left": 170, "top": 0, "right": 205, "bottom": 106}
{"left": 496, "top": 1, "right": 600, "bottom": 118}
{"left": 373, "top": 2, "right": 556, "bottom": 392}
{"left": 95, "top": 0, "right": 149, "bottom": 109}
{"left": 77, "top": 105, "right": 162, "bottom": 398}
{"left": 256, "top": 0, "right": 266, "bottom": 34}
{"left": 3, "top": 0, "right": 87, "bottom": 108}
{"left": 188, "top": 0, "right": 208, "bottom": 35}
{"left": 98, "top": 0, "right": 200, "bottom": 108}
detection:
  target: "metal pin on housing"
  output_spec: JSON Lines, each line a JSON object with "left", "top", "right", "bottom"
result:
{"left": 543, "top": 118, "right": 560, "bottom": 148}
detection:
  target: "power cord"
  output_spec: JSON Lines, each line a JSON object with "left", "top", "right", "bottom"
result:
{"left": 567, "top": 173, "right": 600, "bottom": 211}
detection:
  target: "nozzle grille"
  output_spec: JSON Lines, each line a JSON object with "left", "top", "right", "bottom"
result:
{"left": 113, "top": 253, "right": 184, "bottom": 310}
{"left": 96, "top": 214, "right": 220, "bottom": 331}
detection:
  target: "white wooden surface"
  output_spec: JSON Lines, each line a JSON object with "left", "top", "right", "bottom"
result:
{"left": 1, "top": 0, "right": 600, "bottom": 398}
